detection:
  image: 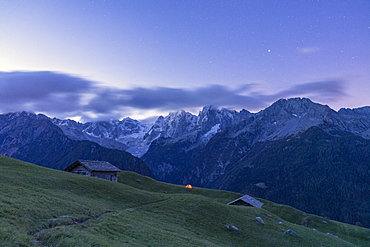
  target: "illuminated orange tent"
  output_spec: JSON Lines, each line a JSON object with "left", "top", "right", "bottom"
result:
{"left": 185, "top": 184, "right": 193, "bottom": 189}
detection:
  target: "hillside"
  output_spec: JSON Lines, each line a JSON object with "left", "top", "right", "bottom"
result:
{"left": 1, "top": 155, "right": 370, "bottom": 246}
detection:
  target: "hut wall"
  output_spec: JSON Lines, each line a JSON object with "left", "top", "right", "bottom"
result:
{"left": 91, "top": 171, "right": 118, "bottom": 182}
{"left": 70, "top": 165, "right": 91, "bottom": 176}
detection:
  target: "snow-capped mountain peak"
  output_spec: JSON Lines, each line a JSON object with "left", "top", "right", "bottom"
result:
{"left": 9, "top": 97, "right": 370, "bottom": 159}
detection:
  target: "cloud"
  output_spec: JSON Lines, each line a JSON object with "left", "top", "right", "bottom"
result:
{"left": 0, "top": 71, "right": 93, "bottom": 117}
{"left": 297, "top": 47, "right": 320, "bottom": 54}
{"left": 85, "top": 81, "right": 346, "bottom": 118}
{"left": 269, "top": 80, "right": 346, "bottom": 102}
{"left": 86, "top": 84, "right": 260, "bottom": 113}
{"left": 0, "top": 71, "right": 346, "bottom": 121}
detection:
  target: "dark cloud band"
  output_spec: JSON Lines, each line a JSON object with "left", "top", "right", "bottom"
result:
{"left": 0, "top": 71, "right": 346, "bottom": 121}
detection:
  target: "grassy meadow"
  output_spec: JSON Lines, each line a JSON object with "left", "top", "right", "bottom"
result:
{"left": 1, "top": 155, "right": 370, "bottom": 246}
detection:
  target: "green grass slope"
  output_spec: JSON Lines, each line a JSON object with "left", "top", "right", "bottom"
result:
{"left": 1, "top": 155, "right": 370, "bottom": 246}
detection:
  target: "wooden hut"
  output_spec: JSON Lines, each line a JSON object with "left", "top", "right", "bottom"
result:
{"left": 64, "top": 160, "right": 121, "bottom": 182}
{"left": 227, "top": 194, "right": 264, "bottom": 208}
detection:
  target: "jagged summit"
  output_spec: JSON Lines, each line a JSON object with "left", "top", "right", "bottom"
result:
{"left": 235, "top": 97, "right": 341, "bottom": 141}
{"left": 263, "top": 98, "right": 334, "bottom": 117}
{"left": 339, "top": 106, "right": 370, "bottom": 116}
{"left": 4, "top": 111, "right": 49, "bottom": 120}
{"left": 143, "top": 106, "right": 249, "bottom": 147}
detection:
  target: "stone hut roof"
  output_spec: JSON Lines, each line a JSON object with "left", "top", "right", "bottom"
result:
{"left": 227, "top": 194, "right": 264, "bottom": 208}
{"left": 64, "top": 160, "right": 121, "bottom": 172}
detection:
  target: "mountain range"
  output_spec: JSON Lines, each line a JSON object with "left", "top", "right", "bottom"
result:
{"left": 1, "top": 97, "right": 370, "bottom": 227}
{"left": 0, "top": 111, "right": 153, "bottom": 177}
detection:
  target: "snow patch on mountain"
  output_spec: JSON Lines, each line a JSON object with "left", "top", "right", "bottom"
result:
{"left": 201, "top": 124, "right": 220, "bottom": 142}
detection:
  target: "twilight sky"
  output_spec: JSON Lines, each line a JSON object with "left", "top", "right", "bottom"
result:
{"left": 0, "top": 0, "right": 369, "bottom": 121}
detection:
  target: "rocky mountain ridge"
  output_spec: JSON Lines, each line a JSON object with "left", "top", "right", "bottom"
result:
{"left": 3, "top": 98, "right": 370, "bottom": 172}
{"left": 51, "top": 105, "right": 252, "bottom": 157}
{"left": 143, "top": 98, "right": 370, "bottom": 183}
{"left": 44, "top": 98, "right": 370, "bottom": 159}
{"left": 3, "top": 98, "right": 370, "bottom": 176}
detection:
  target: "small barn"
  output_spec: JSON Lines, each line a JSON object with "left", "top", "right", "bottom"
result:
{"left": 64, "top": 160, "right": 121, "bottom": 182}
{"left": 227, "top": 194, "right": 264, "bottom": 208}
